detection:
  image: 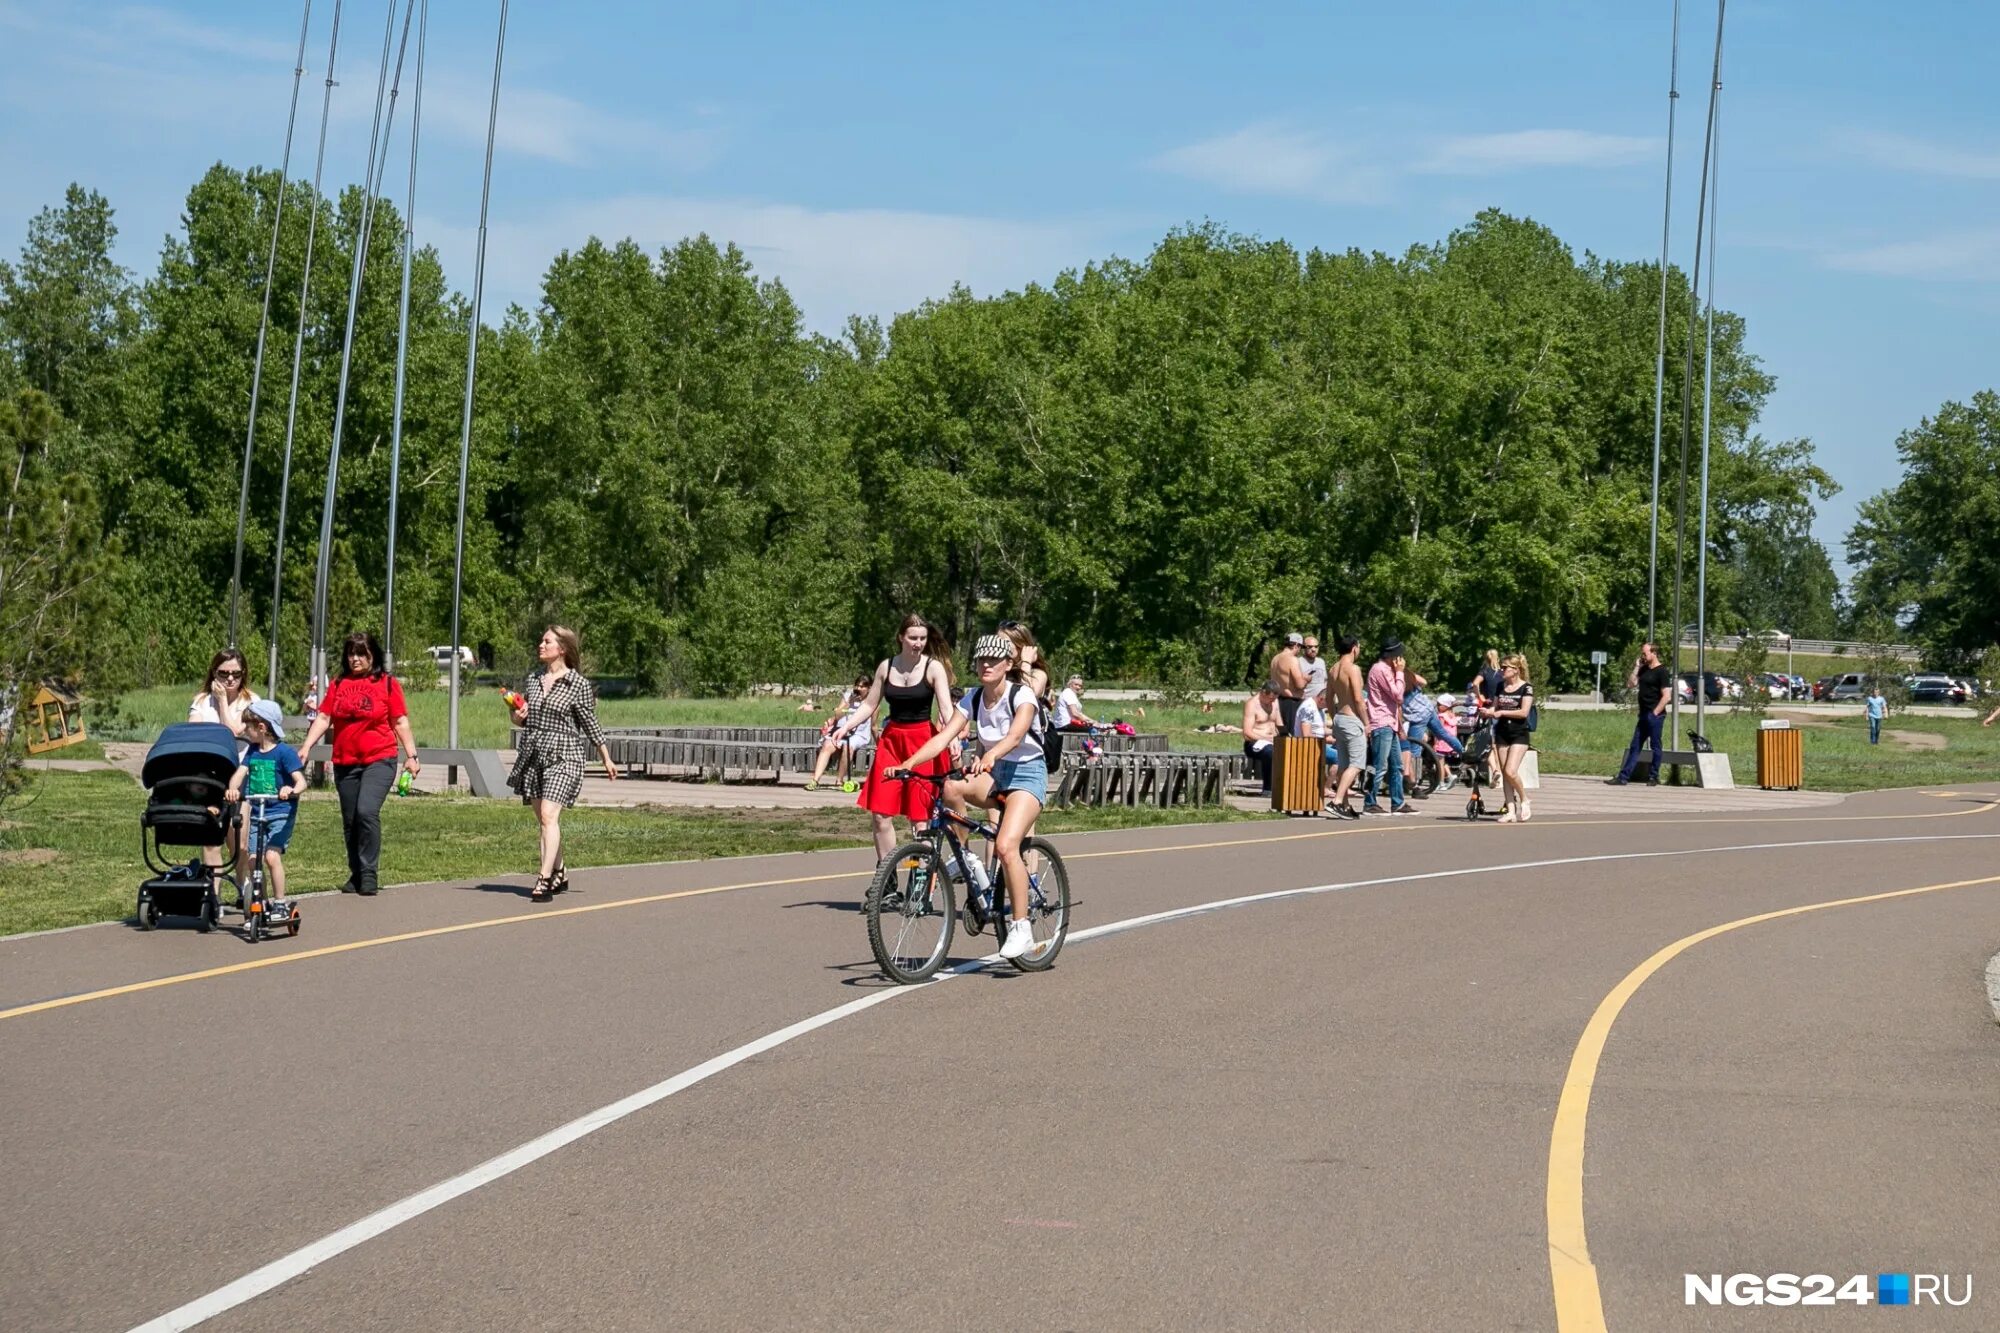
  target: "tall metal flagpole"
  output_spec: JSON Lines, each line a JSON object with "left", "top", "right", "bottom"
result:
{"left": 382, "top": 0, "right": 427, "bottom": 672}
{"left": 1668, "top": 0, "right": 1725, "bottom": 749}
{"left": 308, "top": 0, "right": 405, "bottom": 697}
{"left": 1694, "top": 66, "right": 1722, "bottom": 744}
{"left": 1645, "top": 0, "right": 1682, "bottom": 646}
{"left": 228, "top": 0, "right": 314, "bottom": 649}
{"left": 267, "top": 0, "right": 347, "bottom": 701}
{"left": 449, "top": 0, "right": 510, "bottom": 748}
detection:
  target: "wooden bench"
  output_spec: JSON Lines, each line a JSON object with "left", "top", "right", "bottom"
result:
{"left": 1052, "top": 750, "right": 1245, "bottom": 809}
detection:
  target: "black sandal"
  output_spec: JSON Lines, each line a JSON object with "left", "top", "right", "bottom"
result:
{"left": 551, "top": 863, "right": 570, "bottom": 895}
{"left": 530, "top": 875, "right": 553, "bottom": 902}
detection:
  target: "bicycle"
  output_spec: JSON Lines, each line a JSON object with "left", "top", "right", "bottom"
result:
{"left": 863, "top": 769, "right": 1070, "bottom": 985}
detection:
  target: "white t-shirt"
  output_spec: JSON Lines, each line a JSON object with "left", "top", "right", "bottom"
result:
{"left": 959, "top": 684, "right": 1044, "bottom": 763}
{"left": 1052, "top": 686, "right": 1083, "bottom": 728}
{"left": 835, "top": 688, "right": 873, "bottom": 747}
{"left": 190, "top": 689, "right": 258, "bottom": 758}
{"left": 1293, "top": 696, "right": 1327, "bottom": 739}
{"left": 1301, "top": 656, "right": 1328, "bottom": 701}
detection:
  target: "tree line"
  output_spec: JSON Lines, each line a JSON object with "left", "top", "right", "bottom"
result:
{"left": 3, "top": 163, "right": 1860, "bottom": 721}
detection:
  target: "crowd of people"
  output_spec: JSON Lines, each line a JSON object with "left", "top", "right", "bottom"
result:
{"left": 188, "top": 624, "right": 617, "bottom": 910}
{"left": 1240, "top": 636, "right": 1538, "bottom": 822}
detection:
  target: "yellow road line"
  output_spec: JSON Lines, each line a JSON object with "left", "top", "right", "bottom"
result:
{"left": 1545, "top": 870, "right": 2000, "bottom": 1332}
{"left": 6, "top": 795, "right": 1996, "bottom": 1027}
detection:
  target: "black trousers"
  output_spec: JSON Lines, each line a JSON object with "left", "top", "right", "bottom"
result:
{"left": 1243, "top": 739, "right": 1273, "bottom": 792}
{"left": 335, "top": 758, "right": 397, "bottom": 884}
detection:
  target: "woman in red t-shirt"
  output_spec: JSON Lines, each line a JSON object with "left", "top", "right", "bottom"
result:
{"left": 298, "top": 631, "right": 423, "bottom": 896}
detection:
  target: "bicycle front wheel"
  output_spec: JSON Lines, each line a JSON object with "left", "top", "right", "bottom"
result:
{"left": 1006, "top": 837, "right": 1070, "bottom": 972}
{"left": 865, "top": 840, "right": 955, "bottom": 984}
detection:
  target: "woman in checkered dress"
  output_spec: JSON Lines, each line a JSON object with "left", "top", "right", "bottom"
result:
{"left": 508, "top": 626, "right": 618, "bottom": 900}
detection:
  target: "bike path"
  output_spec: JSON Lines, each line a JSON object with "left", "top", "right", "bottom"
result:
{"left": 2, "top": 791, "right": 1996, "bottom": 1330}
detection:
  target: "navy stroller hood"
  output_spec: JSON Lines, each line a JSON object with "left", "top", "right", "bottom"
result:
{"left": 142, "top": 722, "right": 240, "bottom": 789}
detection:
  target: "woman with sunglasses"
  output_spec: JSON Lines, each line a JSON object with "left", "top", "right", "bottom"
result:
{"left": 297, "top": 631, "right": 422, "bottom": 896}
{"left": 188, "top": 647, "right": 260, "bottom": 887}
{"left": 890, "top": 633, "right": 1047, "bottom": 961}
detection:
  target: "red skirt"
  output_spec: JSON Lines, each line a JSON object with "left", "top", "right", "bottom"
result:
{"left": 859, "top": 719, "right": 945, "bottom": 821}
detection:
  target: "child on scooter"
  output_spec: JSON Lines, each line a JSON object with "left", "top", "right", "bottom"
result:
{"left": 223, "top": 699, "right": 306, "bottom": 905}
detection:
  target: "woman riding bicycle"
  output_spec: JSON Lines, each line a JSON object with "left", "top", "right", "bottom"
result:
{"left": 891, "top": 633, "right": 1046, "bottom": 962}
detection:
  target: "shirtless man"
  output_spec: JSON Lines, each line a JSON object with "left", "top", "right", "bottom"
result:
{"left": 1268, "top": 633, "right": 1309, "bottom": 734}
{"left": 1241, "top": 682, "right": 1282, "bottom": 795}
{"left": 1326, "top": 634, "right": 1368, "bottom": 818}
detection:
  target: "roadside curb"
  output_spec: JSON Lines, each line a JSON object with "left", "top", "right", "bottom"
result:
{"left": 1986, "top": 950, "right": 2000, "bottom": 1026}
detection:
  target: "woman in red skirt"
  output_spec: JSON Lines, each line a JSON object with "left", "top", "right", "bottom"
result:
{"left": 828, "top": 614, "right": 956, "bottom": 861}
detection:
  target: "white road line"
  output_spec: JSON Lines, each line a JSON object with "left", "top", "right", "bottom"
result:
{"left": 127, "top": 831, "right": 2000, "bottom": 1332}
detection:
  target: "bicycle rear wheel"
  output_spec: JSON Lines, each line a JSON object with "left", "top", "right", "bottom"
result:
{"left": 1005, "top": 837, "right": 1070, "bottom": 972}
{"left": 865, "top": 840, "right": 955, "bottom": 984}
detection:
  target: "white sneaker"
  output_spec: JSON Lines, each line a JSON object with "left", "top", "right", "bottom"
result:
{"left": 1520, "top": 799, "right": 1532, "bottom": 822}
{"left": 999, "top": 917, "right": 1036, "bottom": 960}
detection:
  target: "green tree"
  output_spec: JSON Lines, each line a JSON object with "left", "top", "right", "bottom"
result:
{"left": 0, "top": 185, "right": 138, "bottom": 436}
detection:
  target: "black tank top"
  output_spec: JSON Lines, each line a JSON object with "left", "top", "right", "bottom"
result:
{"left": 883, "top": 670, "right": 933, "bottom": 724}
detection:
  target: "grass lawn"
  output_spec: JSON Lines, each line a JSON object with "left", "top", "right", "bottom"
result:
{"left": 0, "top": 767, "right": 1267, "bottom": 937}
{"left": 1531, "top": 707, "right": 2000, "bottom": 791}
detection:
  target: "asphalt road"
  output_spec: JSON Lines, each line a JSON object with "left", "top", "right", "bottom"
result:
{"left": 3, "top": 788, "right": 1997, "bottom": 1331}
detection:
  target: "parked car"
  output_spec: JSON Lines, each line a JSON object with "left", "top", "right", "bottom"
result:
{"left": 1811, "top": 676, "right": 1837, "bottom": 701}
{"left": 1678, "top": 670, "right": 1723, "bottom": 703}
{"left": 1905, "top": 673, "right": 1958, "bottom": 704}
{"left": 1713, "top": 674, "right": 1744, "bottom": 701}
{"left": 1828, "top": 672, "right": 1869, "bottom": 701}
{"left": 1757, "top": 672, "right": 1793, "bottom": 700}
{"left": 427, "top": 644, "right": 476, "bottom": 672}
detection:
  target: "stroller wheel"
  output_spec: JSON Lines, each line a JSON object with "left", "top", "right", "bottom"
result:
{"left": 136, "top": 890, "right": 160, "bottom": 931}
{"left": 196, "top": 891, "right": 218, "bottom": 934}
{"left": 1465, "top": 796, "right": 1481, "bottom": 822}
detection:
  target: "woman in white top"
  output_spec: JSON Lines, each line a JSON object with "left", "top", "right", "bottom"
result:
{"left": 807, "top": 673, "right": 875, "bottom": 792}
{"left": 188, "top": 647, "right": 259, "bottom": 743}
{"left": 188, "top": 646, "right": 259, "bottom": 882}
{"left": 893, "top": 634, "right": 1047, "bottom": 961}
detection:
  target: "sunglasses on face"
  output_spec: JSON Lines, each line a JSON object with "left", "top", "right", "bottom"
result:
{"left": 216, "top": 669, "right": 244, "bottom": 679}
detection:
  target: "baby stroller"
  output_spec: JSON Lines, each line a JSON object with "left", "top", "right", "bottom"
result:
{"left": 135, "top": 722, "right": 238, "bottom": 932}
{"left": 1452, "top": 722, "right": 1503, "bottom": 820}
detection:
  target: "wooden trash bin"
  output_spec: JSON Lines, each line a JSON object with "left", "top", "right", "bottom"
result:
{"left": 1271, "top": 735, "right": 1325, "bottom": 814}
{"left": 1756, "top": 726, "right": 1803, "bottom": 790}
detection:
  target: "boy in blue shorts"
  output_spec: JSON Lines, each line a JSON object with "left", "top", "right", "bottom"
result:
{"left": 224, "top": 699, "right": 306, "bottom": 905}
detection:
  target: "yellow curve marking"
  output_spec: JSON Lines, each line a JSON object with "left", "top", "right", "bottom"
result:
{"left": 1546, "top": 870, "right": 2000, "bottom": 1332}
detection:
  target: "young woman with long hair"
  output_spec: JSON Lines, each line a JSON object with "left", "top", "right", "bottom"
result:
{"left": 189, "top": 647, "right": 260, "bottom": 885}
{"left": 297, "top": 631, "right": 422, "bottom": 895}
{"left": 890, "top": 633, "right": 1050, "bottom": 960}
{"left": 508, "top": 625, "right": 619, "bottom": 901}
{"left": 1478, "top": 653, "right": 1536, "bottom": 823}
{"left": 828, "top": 614, "right": 956, "bottom": 861}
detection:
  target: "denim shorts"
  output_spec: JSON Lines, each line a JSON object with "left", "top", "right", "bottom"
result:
{"left": 989, "top": 756, "right": 1048, "bottom": 804}
{"left": 246, "top": 801, "right": 296, "bottom": 854}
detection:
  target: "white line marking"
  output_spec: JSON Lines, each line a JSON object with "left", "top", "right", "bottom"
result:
{"left": 1985, "top": 950, "right": 2000, "bottom": 1027}
{"left": 127, "top": 831, "right": 2000, "bottom": 1332}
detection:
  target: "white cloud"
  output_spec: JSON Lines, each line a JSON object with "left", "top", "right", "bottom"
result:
{"left": 1839, "top": 130, "right": 2000, "bottom": 180}
{"left": 1821, "top": 228, "right": 2000, "bottom": 281}
{"left": 1416, "top": 129, "right": 1657, "bottom": 175}
{"left": 1149, "top": 122, "right": 1657, "bottom": 202}
{"left": 1149, "top": 123, "right": 1392, "bottom": 204}
{"left": 422, "top": 77, "right": 722, "bottom": 170}
{"left": 430, "top": 196, "right": 1108, "bottom": 333}
{"left": 109, "top": 4, "right": 296, "bottom": 64}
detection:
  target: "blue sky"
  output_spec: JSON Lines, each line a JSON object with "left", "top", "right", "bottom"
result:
{"left": 3, "top": 0, "right": 1995, "bottom": 579}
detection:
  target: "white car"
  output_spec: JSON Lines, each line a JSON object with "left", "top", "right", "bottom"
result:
{"left": 428, "top": 645, "right": 475, "bottom": 671}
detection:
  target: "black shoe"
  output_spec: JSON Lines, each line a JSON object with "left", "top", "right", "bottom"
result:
{"left": 1391, "top": 803, "right": 1416, "bottom": 815}
{"left": 1606, "top": 776, "right": 1630, "bottom": 786}
{"left": 1361, "top": 803, "right": 1386, "bottom": 816}
{"left": 356, "top": 873, "right": 378, "bottom": 897}
{"left": 338, "top": 877, "right": 357, "bottom": 893}
{"left": 551, "top": 864, "right": 570, "bottom": 895}
{"left": 1336, "top": 803, "right": 1361, "bottom": 820}
{"left": 1646, "top": 774, "right": 1660, "bottom": 786}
